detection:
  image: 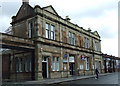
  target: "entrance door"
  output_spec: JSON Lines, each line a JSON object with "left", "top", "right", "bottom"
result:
{"left": 69, "top": 63, "right": 75, "bottom": 75}
{"left": 98, "top": 61, "right": 101, "bottom": 73}
{"left": 95, "top": 61, "right": 101, "bottom": 73}
{"left": 42, "top": 62, "right": 47, "bottom": 78}
{"left": 42, "top": 56, "right": 48, "bottom": 78}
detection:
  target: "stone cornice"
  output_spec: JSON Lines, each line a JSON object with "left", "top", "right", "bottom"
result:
{"left": 33, "top": 36, "right": 101, "bottom": 55}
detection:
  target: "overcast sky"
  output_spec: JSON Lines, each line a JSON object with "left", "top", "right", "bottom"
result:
{"left": 0, "top": 0, "right": 119, "bottom": 57}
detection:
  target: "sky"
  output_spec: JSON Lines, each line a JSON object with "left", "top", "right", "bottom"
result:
{"left": 0, "top": 0, "right": 119, "bottom": 57}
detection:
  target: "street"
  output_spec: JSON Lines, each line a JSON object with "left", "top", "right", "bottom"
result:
{"left": 3, "top": 72, "right": 120, "bottom": 86}
{"left": 2, "top": 72, "right": 120, "bottom": 86}
{"left": 58, "top": 72, "right": 119, "bottom": 84}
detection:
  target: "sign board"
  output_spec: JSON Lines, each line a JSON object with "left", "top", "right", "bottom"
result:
{"left": 69, "top": 56, "right": 75, "bottom": 62}
{"left": 64, "top": 54, "right": 68, "bottom": 58}
{"left": 63, "top": 59, "right": 68, "bottom": 63}
{"left": 81, "top": 55, "right": 86, "bottom": 60}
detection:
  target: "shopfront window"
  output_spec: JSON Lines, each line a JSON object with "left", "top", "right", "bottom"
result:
{"left": 16, "top": 57, "right": 19, "bottom": 72}
{"left": 52, "top": 57, "right": 55, "bottom": 71}
{"left": 86, "top": 57, "right": 89, "bottom": 70}
{"left": 56, "top": 57, "right": 59, "bottom": 71}
{"left": 19, "top": 58, "right": 23, "bottom": 72}
{"left": 52, "top": 57, "right": 59, "bottom": 71}
{"left": 25, "top": 57, "right": 32, "bottom": 72}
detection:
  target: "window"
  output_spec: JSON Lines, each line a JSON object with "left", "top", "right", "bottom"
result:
{"left": 91, "top": 38, "right": 93, "bottom": 48}
{"left": 62, "top": 27, "right": 64, "bottom": 41}
{"left": 19, "top": 58, "right": 23, "bottom": 72}
{"left": 69, "top": 32, "right": 75, "bottom": 45}
{"left": 52, "top": 57, "right": 59, "bottom": 71}
{"left": 80, "top": 64, "right": 83, "bottom": 69}
{"left": 16, "top": 57, "right": 19, "bottom": 72}
{"left": 25, "top": 57, "right": 32, "bottom": 72}
{"left": 95, "top": 41, "right": 99, "bottom": 51}
{"left": 84, "top": 37, "right": 89, "bottom": 48}
{"left": 69, "top": 31, "right": 72, "bottom": 44}
{"left": 62, "top": 28, "right": 67, "bottom": 43}
{"left": 29, "top": 58, "right": 32, "bottom": 72}
{"left": 51, "top": 25, "right": 55, "bottom": 40}
{"left": 87, "top": 38, "right": 89, "bottom": 48}
{"left": 28, "top": 21, "right": 34, "bottom": 38}
{"left": 56, "top": 57, "right": 59, "bottom": 71}
{"left": 80, "top": 40, "right": 81, "bottom": 47}
{"left": 52, "top": 57, "right": 55, "bottom": 71}
{"left": 28, "top": 22, "right": 33, "bottom": 38}
{"left": 46, "top": 23, "right": 56, "bottom": 40}
{"left": 25, "top": 57, "right": 28, "bottom": 72}
{"left": 72, "top": 33, "right": 75, "bottom": 45}
{"left": 16, "top": 63, "right": 19, "bottom": 72}
{"left": 84, "top": 37, "right": 87, "bottom": 48}
{"left": 46, "top": 23, "right": 50, "bottom": 38}
{"left": 86, "top": 57, "right": 89, "bottom": 70}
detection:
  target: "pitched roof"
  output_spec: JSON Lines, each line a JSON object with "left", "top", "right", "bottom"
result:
{"left": 93, "top": 31, "right": 99, "bottom": 36}
{"left": 14, "top": 4, "right": 35, "bottom": 21}
{"left": 42, "top": 5, "right": 58, "bottom": 16}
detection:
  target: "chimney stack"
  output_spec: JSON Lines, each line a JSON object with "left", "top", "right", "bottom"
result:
{"left": 65, "top": 16, "right": 71, "bottom": 21}
{"left": 22, "top": 0, "right": 29, "bottom": 5}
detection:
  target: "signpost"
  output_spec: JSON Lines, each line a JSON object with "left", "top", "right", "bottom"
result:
{"left": 64, "top": 54, "right": 68, "bottom": 58}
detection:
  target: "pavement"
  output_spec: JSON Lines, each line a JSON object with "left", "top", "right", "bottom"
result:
{"left": 3, "top": 73, "right": 112, "bottom": 85}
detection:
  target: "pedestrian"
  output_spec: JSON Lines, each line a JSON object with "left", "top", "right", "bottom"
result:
{"left": 95, "top": 68, "right": 99, "bottom": 79}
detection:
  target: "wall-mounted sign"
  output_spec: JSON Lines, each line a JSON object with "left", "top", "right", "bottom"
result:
{"left": 64, "top": 54, "right": 68, "bottom": 58}
{"left": 69, "top": 56, "right": 75, "bottom": 62}
{"left": 63, "top": 59, "right": 68, "bottom": 62}
{"left": 81, "top": 55, "right": 86, "bottom": 60}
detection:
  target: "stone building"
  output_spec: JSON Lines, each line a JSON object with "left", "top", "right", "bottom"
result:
{"left": 2, "top": 50, "right": 11, "bottom": 80}
{"left": 3, "top": 0, "right": 103, "bottom": 80}
{"left": 102, "top": 54, "right": 120, "bottom": 73}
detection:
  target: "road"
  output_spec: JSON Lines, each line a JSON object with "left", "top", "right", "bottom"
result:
{"left": 58, "top": 72, "right": 119, "bottom": 84}
{"left": 2, "top": 72, "right": 120, "bottom": 86}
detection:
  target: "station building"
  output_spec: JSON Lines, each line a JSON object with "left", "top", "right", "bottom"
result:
{"left": 2, "top": 0, "right": 103, "bottom": 81}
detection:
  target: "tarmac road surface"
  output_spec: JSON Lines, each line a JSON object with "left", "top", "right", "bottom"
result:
{"left": 58, "top": 72, "right": 119, "bottom": 84}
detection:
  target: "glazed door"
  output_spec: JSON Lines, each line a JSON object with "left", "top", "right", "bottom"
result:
{"left": 69, "top": 63, "right": 75, "bottom": 75}
{"left": 42, "top": 62, "right": 47, "bottom": 78}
